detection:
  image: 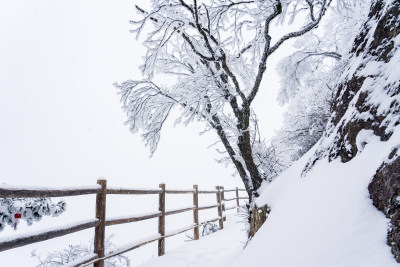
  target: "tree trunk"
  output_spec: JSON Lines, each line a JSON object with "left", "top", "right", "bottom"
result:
{"left": 238, "top": 131, "right": 263, "bottom": 195}
{"left": 211, "top": 115, "right": 254, "bottom": 200}
{"left": 238, "top": 106, "right": 264, "bottom": 197}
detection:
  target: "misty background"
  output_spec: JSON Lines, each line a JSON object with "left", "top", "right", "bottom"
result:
{"left": 0, "top": 0, "right": 287, "bottom": 265}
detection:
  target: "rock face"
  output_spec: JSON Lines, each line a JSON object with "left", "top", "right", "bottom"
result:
{"left": 304, "top": 0, "right": 400, "bottom": 260}
{"left": 304, "top": 0, "right": 399, "bottom": 168}
{"left": 369, "top": 148, "right": 400, "bottom": 261}
{"left": 329, "top": 0, "right": 399, "bottom": 162}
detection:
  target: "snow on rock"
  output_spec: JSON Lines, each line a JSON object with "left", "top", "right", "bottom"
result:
{"left": 355, "top": 129, "right": 379, "bottom": 153}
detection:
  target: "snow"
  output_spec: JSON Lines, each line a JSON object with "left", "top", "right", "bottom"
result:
{"left": 199, "top": 217, "right": 221, "bottom": 225}
{"left": 355, "top": 129, "right": 379, "bottom": 153}
{"left": 109, "top": 128, "right": 400, "bottom": 267}
{"left": 104, "top": 233, "right": 162, "bottom": 260}
{"left": 63, "top": 253, "right": 97, "bottom": 267}
{"left": 229, "top": 6, "right": 400, "bottom": 265}
{"left": 138, "top": 214, "right": 247, "bottom": 267}
{"left": 165, "top": 224, "right": 196, "bottom": 237}
{"left": 232, "top": 126, "right": 400, "bottom": 267}
{"left": 0, "top": 1, "right": 398, "bottom": 266}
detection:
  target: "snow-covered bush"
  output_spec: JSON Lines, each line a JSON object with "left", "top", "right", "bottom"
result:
{"left": 31, "top": 235, "right": 130, "bottom": 267}
{"left": 186, "top": 222, "right": 220, "bottom": 241}
{"left": 0, "top": 198, "right": 66, "bottom": 231}
{"left": 201, "top": 222, "right": 219, "bottom": 237}
{"left": 252, "top": 136, "right": 291, "bottom": 183}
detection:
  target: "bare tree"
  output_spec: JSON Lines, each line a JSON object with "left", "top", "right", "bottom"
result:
{"left": 116, "top": 0, "right": 332, "bottom": 201}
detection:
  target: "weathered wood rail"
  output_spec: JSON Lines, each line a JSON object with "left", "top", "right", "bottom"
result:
{"left": 0, "top": 180, "right": 248, "bottom": 267}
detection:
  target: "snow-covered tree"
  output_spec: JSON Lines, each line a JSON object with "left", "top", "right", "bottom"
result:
{"left": 0, "top": 198, "right": 66, "bottom": 232}
{"left": 31, "top": 235, "right": 130, "bottom": 267}
{"left": 270, "top": 0, "right": 370, "bottom": 169}
{"left": 116, "top": 0, "right": 333, "bottom": 201}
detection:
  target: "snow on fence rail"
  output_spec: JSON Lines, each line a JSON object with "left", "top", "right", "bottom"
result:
{"left": 0, "top": 180, "right": 248, "bottom": 267}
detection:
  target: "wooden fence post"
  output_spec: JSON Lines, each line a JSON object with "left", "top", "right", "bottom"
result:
{"left": 158, "top": 183, "right": 166, "bottom": 256}
{"left": 236, "top": 187, "right": 240, "bottom": 213}
{"left": 193, "top": 185, "right": 199, "bottom": 240}
{"left": 221, "top": 186, "right": 226, "bottom": 222}
{"left": 215, "top": 186, "right": 223, "bottom": 230}
{"left": 94, "top": 179, "right": 107, "bottom": 267}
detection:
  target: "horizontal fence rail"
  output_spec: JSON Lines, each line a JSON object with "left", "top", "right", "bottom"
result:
{"left": 105, "top": 212, "right": 162, "bottom": 226}
{"left": 198, "top": 204, "right": 220, "bottom": 210}
{"left": 106, "top": 187, "right": 162, "bottom": 195}
{"left": 0, "top": 219, "right": 99, "bottom": 252}
{"left": 0, "top": 181, "right": 249, "bottom": 267}
{"left": 0, "top": 186, "right": 101, "bottom": 198}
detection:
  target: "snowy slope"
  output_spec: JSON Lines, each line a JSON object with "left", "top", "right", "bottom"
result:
{"left": 232, "top": 127, "right": 399, "bottom": 267}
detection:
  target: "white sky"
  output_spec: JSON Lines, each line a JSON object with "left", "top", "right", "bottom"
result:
{"left": 0, "top": 0, "right": 286, "bottom": 188}
{"left": 0, "top": 0, "right": 289, "bottom": 265}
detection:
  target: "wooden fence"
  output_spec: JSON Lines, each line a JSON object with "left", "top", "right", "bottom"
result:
{"left": 0, "top": 180, "right": 248, "bottom": 267}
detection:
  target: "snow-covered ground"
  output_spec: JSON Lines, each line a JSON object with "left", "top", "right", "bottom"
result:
{"left": 232, "top": 128, "right": 400, "bottom": 267}
{"left": 139, "top": 126, "right": 400, "bottom": 267}
{"left": 139, "top": 214, "right": 247, "bottom": 267}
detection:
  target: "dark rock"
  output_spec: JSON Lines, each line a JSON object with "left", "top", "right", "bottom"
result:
{"left": 328, "top": 0, "right": 398, "bottom": 163}
{"left": 369, "top": 152, "right": 400, "bottom": 261}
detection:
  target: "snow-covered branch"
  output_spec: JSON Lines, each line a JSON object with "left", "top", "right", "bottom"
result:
{"left": 0, "top": 198, "right": 66, "bottom": 232}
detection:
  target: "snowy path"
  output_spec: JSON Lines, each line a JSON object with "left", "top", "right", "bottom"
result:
{"left": 138, "top": 214, "right": 247, "bottom": 267}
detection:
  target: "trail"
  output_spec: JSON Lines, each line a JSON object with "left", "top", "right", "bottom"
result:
{"left": 139, "top": 214, "right": 247, "bottom": 267}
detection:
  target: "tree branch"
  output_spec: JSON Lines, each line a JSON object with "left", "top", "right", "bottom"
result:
{"left": 247, "top": 0, "right": 282, "bottom": 104}
{"left": 182, "top": 33, "right": 214, "bottom": 61}
{"left": 247, "top": 0, "right": 332, "bottom": 105}
{"left": 268, "top": 0, "right": 332, "bottom": 55}
{"left": 179, "top": 0, "right": 194, "bottom": 15}
{"left": 306, "top": 0, "right": 316, "bottom": 21}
